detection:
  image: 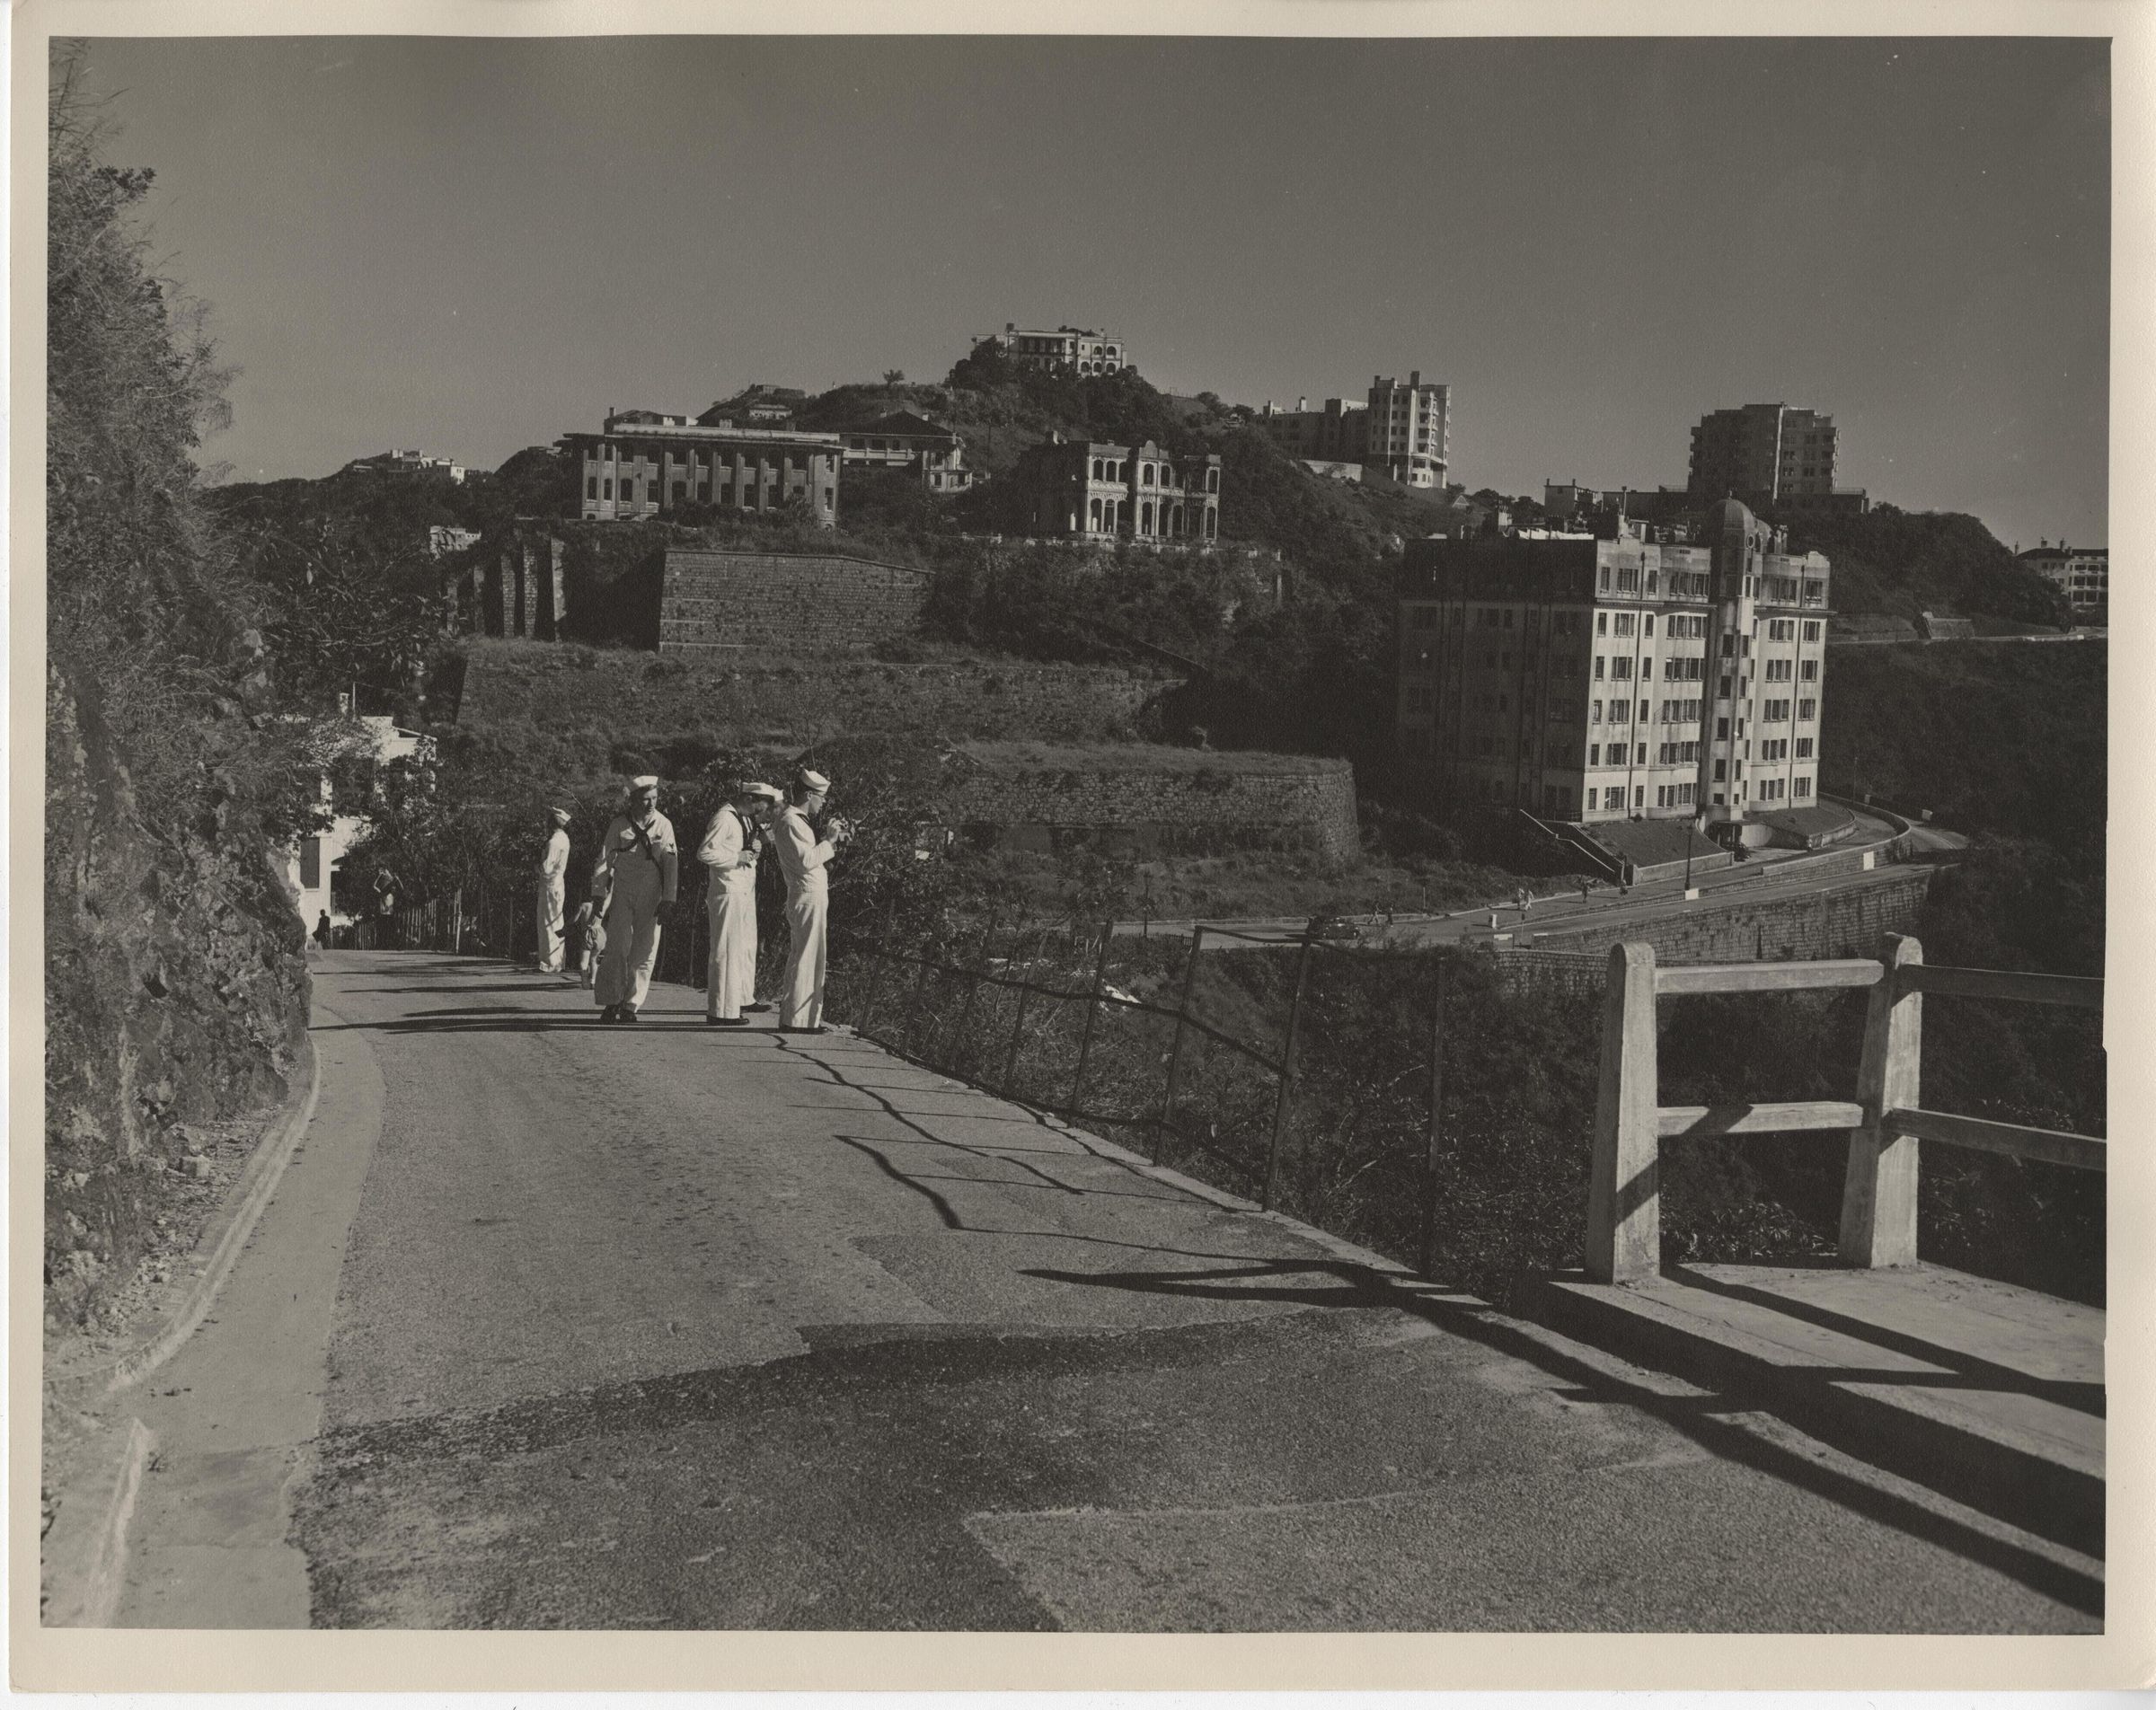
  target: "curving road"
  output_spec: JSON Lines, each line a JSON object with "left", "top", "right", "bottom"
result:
{"left": 112, "top": 951, "right": 2099, "bottom": 1632}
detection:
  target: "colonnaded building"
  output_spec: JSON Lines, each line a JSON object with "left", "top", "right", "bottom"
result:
{"left": 1394, "top": 498, "right": 1829, "bottom": 827}
{"left": 1020, "top": 437, "right": 1222, "bottom": 543}
{"left": 565, "top": 407, "right": 843, "bottom": 525}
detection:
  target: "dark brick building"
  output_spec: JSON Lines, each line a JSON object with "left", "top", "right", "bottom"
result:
{"left": 1019, "top": 437, "right": 1221, "bottom": 543}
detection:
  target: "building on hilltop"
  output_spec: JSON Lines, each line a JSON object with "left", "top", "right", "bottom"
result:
{"left": 698, "top": 385, "right": 808, "bottom": 429}
{"left": 343, "top": 448, "right": 465, "bottom": 482}
{"left": 1258, "top": 373, "right": 1450, "bottom": 487}
{"left": 2019, "top": 540, "right": 2107, "bottom": 615}
{"left": 1395, "top": 498, "right": 1831, "bottom": 827}
{"left": 1686, "top": 402, "right": 1868, "bottom": 515}
{"left": 983, "top": 324, "right": 1128, "bottom": 375}
{"left": 1258, "top": 396, "right": 1370, "bottom": 467}
{"left": 1016, "top": 437, "right": 1221, "bottom": 543}
{"left": 563, "top": 409, "right": 842, "bottom": 524}
{"left": 1367, "top": 372, "right": 1450, "bottom": 488}
{"left": 836, "top": 410, "right": 975, "bottom": 491}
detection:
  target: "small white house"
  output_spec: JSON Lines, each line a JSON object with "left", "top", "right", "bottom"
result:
{"left": 287, "top": 714, "right": 429, "bottom": 935}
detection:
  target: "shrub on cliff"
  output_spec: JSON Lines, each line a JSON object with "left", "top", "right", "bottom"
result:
{"left": 44, "top": 46, "right": 322, "bottom": 1327}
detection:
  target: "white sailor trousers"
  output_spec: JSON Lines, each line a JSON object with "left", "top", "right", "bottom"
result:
{"left": 781, "top": 874, "right": 828, "bottom": 1030}
{"left": 536, "top": 875, "right": 568, "bottom": 971}
{"left": 596, "top": 860, "right": 666, "bottom": 1011}
{"left": 705, "top": 872, "right": 759, "bottom": 1019}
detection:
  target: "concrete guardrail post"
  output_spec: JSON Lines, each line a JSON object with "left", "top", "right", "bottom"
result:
{"left": 1586, "top": 940, "right": 1660, "bottom": 1283}
{"left": 1839, "top": 933, "right": 1925, "bottom": 1268}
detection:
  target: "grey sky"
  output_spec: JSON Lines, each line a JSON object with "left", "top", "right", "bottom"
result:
{"left": 84, "top": 34, "right": 2109, "bottom": 550}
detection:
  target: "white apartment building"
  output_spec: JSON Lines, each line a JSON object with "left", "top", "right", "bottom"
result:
{"left": 1367, "top": 372, "right": 1450, "bottom": 488}
{"left": 1395, "top": 500, "right": 1829, "bottom": 825}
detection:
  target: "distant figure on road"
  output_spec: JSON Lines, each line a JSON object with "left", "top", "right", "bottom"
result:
{"left": 313, "top": 910, "right": 331, "bottom": 951}
{"left": 592, "top": 775, "right": 678, "bottom": 1024}
{"left": 536, "top": 805, "right": 573, "bottom": 974}
{"left": 773, "top": 767, "right": 848, "bottom": 1034}
{"left": 700, "top": 780, "right": 781, "bottom": 1026}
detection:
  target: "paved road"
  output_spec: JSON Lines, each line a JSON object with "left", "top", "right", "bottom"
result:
{"left": 116, "top": 952, "right": 2098, "bottom": 1631}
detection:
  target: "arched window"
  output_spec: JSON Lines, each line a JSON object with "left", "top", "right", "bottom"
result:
{"left": 1206, "top": 468, "right": 1220, "bottom": 493}
{"left": 1141, "top": 502, "right": 1154, "bottom": 533}
{"left": 1089, "top": 498, "right": 1102, "bottom": 530}
{"left": 1142, "top": 464, "right": 1154, "bottom": 486}
{"left": 1091, "top": 458, "right": 1103, "bottom": 480}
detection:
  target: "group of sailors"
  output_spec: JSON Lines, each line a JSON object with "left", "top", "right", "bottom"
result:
{"left": 533, "top": 769, "right": 852, "bottom": 1031}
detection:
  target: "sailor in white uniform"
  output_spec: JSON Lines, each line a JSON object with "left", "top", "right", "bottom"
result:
{"left": 535, "top": 805, "right": 573, "bottom": 974}
{"left": 773, "top": 768, "right": 848, "bottom": 1033}
{"left": 699, "top": 781, "right": 780, "bottom": 1025}
{"left": 592, "top": 775, "right": 677, "bottom": 1024}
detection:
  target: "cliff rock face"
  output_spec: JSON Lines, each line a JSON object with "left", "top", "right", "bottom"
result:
{"left": 43, "top": 672, "right": 312, "bottom": 1330}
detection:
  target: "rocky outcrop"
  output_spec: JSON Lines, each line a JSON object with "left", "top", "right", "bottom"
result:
{"left": 43, "top": 672, "right": 311, "bottom": 1331}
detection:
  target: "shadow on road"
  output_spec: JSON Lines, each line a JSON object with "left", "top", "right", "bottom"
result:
{"left": 1013, "top": 1255, "right": 2103, "bottom": 1620}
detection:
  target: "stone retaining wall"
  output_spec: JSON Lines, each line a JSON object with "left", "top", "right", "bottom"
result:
{"left": 659, "top": 550, "right": 930, "bottom": 653}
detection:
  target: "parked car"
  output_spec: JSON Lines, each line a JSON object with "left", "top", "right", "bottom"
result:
{"left": 1309, "top": 915, "right": 1363, "bottom": 942}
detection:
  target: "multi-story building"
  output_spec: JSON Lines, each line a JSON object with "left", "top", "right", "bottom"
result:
{"left": 1258, "top": 396, "right": 1370, "bottom": 465}
{"left": 1366, "top": 372, "right": 1450, "bottom": 488}
{"left": 1019, "top": 437, "right": 1221, "bottom": 542}
{"left": 985, "top": 324, "right": 1128, "bottom": 375}
{"left": 563, "top": 410, "right": 842, "bottom": 524}
{"left": 1395, "top": 498, "right": 1831, "bottom": 825}
{"left": 835, "top": 410, "right": 975, "bottom": 491}
{"left": 2019, "top": 540, "right": 2108, "bottom": 614}
{"left": 344, "top": 448, "right": 465, "bottom": 482}
{"left": 1687, "top": 403, "right": 1842, "bottom": 509}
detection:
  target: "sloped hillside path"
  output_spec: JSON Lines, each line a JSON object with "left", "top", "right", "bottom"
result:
{"left": 112, "top": 951, "right": 2099, "bottom": 1633}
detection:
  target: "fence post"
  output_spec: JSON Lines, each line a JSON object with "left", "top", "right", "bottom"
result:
{"left": 950, "top": 908, "right": 1001, "bottom": 1074}
{"left": 1839, "top": 933, "right": 1925, "bottom": 1268}
{"left": 906, "top": 948, "right": 936, "bottom": 1057}
{"left": 1069, "top": 919, "right": 1115, "bottom": 1111}
{"left": 1419, "top": 956, "right": 1447, "bottom": 1281}
{"left": 1586, "top": 940, "right": 1660, "bottom": 1284}
{"left": 852, "top": 933, "right": 891, "bottom": 1041}
{"left": 1262, "top": 921, "right": 1320, "bottom": 1213}
{"left": 1153, "top": 928, "right": 1206, "bottom": 1163}
{"left": 1000, "top": 926, "right": 1040, "bottom": 1098}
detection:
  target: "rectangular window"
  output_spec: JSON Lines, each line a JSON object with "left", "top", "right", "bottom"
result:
{"left": 1796, "top": 736, "right": 1814, "bottom": 759}
{"left": 586, "top": 476, "right": 598, "bottom": 499}
{"left": 1635, "top": 786, "right": 1646, "bottom": 808}
{"left": 1612, "top": 657, "right": 1632, "bottom": 681}
{"left": 603, "top": 479, "right": 614, "bottom": 500}
{"left": 1596, "top": 613, "right": 1608, "bottom": 636}
{"left": 1589, "top": 743, "right": 1601, "bottom": 766}
{"left": 1799, "top": 659, "right": 1820, "bottom": 682}
{"left": 1796, "top": 777, "right": 1812, "bottom": 798}
{"left": 1605, "top": 787, "right": 1624, "bottom": 810}
{"left": 299, "top": 838, "right": 322, "bottom": 890}
{"left": 1803, "top": 621, "right": 1822, "bottom": 642}
{"left": 1594, "top": 657, "right": 1605, "bottom": 681}
{"left": 1798, "top": 699, "right": 1816, "bottom": 720}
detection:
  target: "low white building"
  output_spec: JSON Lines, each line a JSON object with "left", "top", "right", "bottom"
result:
{"left": 287, "top": 714, "right": 429, "bottom": 935}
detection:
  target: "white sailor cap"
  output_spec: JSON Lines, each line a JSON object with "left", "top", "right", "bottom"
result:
{"left": 629, "top": 774, "right": 660, "bottom": 790}
{"left": 795, "top": 768, "right": 831, "bottom": 792}
{"left": 743, "top": 782, "right": 784, "bottom": 801}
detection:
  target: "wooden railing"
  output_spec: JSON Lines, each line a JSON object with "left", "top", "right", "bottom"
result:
{"left": 1586, "top": 933, "right": 2104, "bottom": 1284}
